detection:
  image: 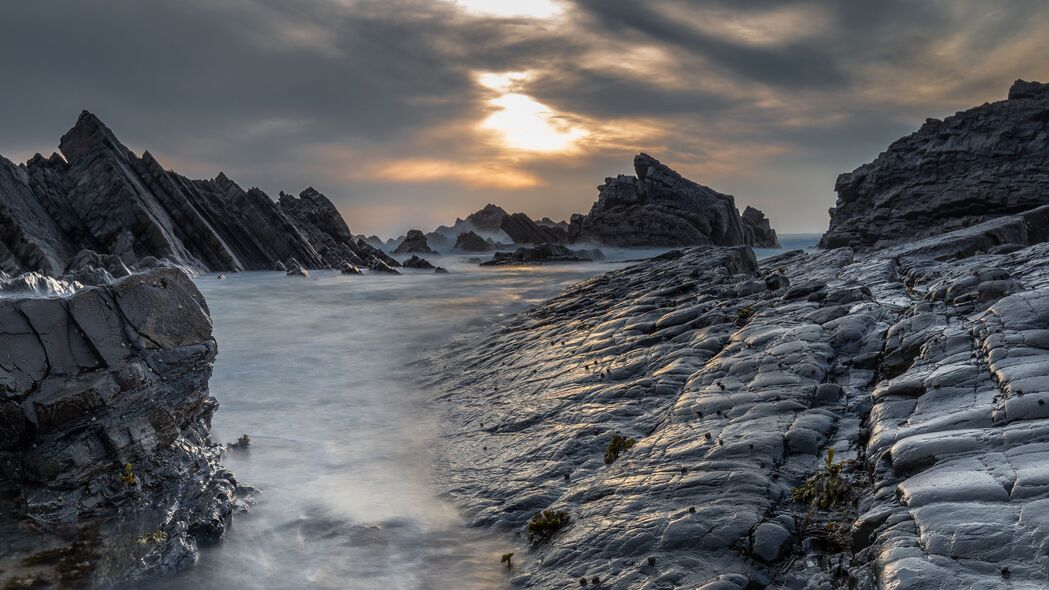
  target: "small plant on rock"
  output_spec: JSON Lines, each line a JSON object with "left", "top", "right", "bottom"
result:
{"left": 119, "top": 463, "right": 138, "bottom": 486}
{"left": 792, "top": 449, "right": 848, "bottom": 509}
{"left": 735, "top": 306, "right": 755, "bottom": 326}
{"left": 528, "top": 509, "right": 570, "bottom": 544}
{"left": 604, "top": 434, "right": 637, "bottom": 464}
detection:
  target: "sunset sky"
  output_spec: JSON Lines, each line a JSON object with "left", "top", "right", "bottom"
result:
{"left": 3, "top": 0, "right": 1048, "bottom": 237}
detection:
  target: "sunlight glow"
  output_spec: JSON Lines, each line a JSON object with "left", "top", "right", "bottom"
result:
{"left": 478, "top": 72, "right": 588, "bottom": 153}
{"left": 453, "top": 0, "right": 562, "bottom": 19}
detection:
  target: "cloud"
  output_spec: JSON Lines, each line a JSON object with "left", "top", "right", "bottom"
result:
{"left": 1, "top": 0, "right": 1048, "bottom": 237}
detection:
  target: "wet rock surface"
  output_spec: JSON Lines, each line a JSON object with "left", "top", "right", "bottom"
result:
{"left": 567, "top": 154, "right": 777, "bottom": 248}
{"left": 821, "top": 80, "right": 1049, "bottom": 249}
{"left": 0, "top": 268, "right": 244, "bottom": 587}
{"left": 1, "top": 111, "right": 385, "bottom": 274}
{"left": 434, "top": 206, "right": 1049, "bottom": 588}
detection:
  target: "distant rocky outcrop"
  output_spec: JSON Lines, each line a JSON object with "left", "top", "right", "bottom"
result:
{"left": 465, "top": 204, "right": 509, "bottom": 233}
{"left": 428, "top": 204, "right": 567, "bottom": 250}
{"left": 567, "top": 153, "right": 776, "bottom": 248}
{"left": 741, "top": 206, "right": 780, "bottom": 248}
{"left": 480, "top": 243, "right": 600, "bottom": 266}
{"left": 538, "top": 217, "right": 569, "bottom": 232}
{"left": 393, "top": 229, "right": 436, "bottom": 254}
{"left": 0, "top": 111, "right": 386, "bottom": 275}
{"left": 402, "top": 254, "right": 435, "bottom": 269}
{"left": 0, "top": 269, "right": 245, "bottom": 586}
{"left": 820, "top": 80, "right": 1049, "bottom": 249}
{"left": 454, "top": 231, "right": 496, "bottom": 252}
{"left": 500, "top": 212, "right": 567, "bottom": 244}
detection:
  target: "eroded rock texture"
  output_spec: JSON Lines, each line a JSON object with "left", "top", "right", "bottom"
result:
{"left": 1, "top": 111, "right": 380, "bottom": 274}
{"left": 821, "top": 80, "right": 1049, "bottom": 249}
{"left": 568, "top": 154, "right": 777, "bottom": 248}
{"left": 435, "top": 206, "right": 1049, "bottom": 589}
{"left": 0, "top": 268, "right": 243, "bottom": 587}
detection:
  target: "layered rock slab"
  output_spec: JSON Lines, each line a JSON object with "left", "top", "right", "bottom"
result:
{"left": 0, "top": 269, "right": 242, "bottom": 587}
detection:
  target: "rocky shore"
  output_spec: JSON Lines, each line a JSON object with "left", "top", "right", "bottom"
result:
{"left": 433, "top": 81, "right": 1049, "bottom": 588}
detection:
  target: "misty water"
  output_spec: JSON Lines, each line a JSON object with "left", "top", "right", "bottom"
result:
{"left": 151, "top": 236, "right": 818, "bottom": 590}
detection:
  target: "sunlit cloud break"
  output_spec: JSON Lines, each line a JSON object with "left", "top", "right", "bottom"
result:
{"left": 478, "top": 71, "right": 589, "bottom": 153}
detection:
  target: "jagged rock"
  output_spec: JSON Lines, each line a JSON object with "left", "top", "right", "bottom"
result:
{"left": 500, "top": 212, "right": 567, "bottom": 244}
{"left": 741, "top": 206, "right": 781, "bottom": 248}
{"left": 402, "top": 255, "right": 435, "bottom": 269}
{"left": 0, "top": 268, "right": 242, "bottom": 587}
{"left": 277, "top": 188, "right": 365, "bottom": 268}
{"left": 354, "top": 238, "right": 401, "bottom": 270}
{"left": 538, "top": 217, "right": 569, "bottom": 231}
{"left": 455, "top": 231, "right": 494, "bottom": 252}
{"left": 567, "top": 153, "right": 777, "bottom": 248}
{"left": 393, "top": 229, "right": 436, "bottom": 254}
{"left": 480, "top": 243, "right": 596, "bottom": 266}
{"left": 821, "top": 80, "right": 1049, "bottom": 249}
{"left": 466, "top": 204, "right": 508, "bottom": 232}
{"left": 431, "top": 205, "right": 566, "bottom": 247}
{"left": 2, "top": 111, "right": 374, "bottom": 274}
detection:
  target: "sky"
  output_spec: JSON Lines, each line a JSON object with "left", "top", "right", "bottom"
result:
{"left": 2, "top": 0, "right": 1048, "bottom": 238}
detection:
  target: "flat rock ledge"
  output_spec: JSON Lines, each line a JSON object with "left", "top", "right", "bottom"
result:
{"left": 0, "top": 268, "right": 244, "bottom": 587}
{"left": 433, "top": 205, "right": 1049, "bottom": 589}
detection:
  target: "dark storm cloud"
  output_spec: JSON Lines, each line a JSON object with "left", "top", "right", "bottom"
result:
{"left": 569, "top": 0, "right": 847, "bottom": 88}
{"left": 1, "top": 0, "right": 1047, "bottom": 236}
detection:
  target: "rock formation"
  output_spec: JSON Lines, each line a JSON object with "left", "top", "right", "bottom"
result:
{"left": 429, "top": 204, "right": 567, "bottom": 249}
{"left": 567, "top": 153, "right": 777, "bottom": 248}
{"left": 741, "top": 206, "right": 780, "bottom": 248}
{"left": 500, "top": 212, "right": 568, "bottom": 245}
{"left": 402, "top": 254, "right": 435, "bottom": 269}
{"left": 0, "top": 111, "right": 386, "bottom": 274}
{"left": 393, "top": 229, "right": 436, "bottom": 254}
{"left": 465, "top": 204, "right": 509, "bottom": 233}
{"left": 480, "top": 243, "right": 600, "bottom": 266}
{"left": 0, "top": 269, "right": 244, "bottom": 586}
{"left": 820, "top": 80, "right": 1049, "bottom": 249}
{"left": 454, "top": 231, "right": 496, "bottom": 252}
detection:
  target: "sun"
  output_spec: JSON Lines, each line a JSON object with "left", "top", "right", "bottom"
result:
{"left": 477, "top": 72, "right": 588, "bottom": 153}
{"left": 453, "top": 0, "right": 563, "bottom": 19}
